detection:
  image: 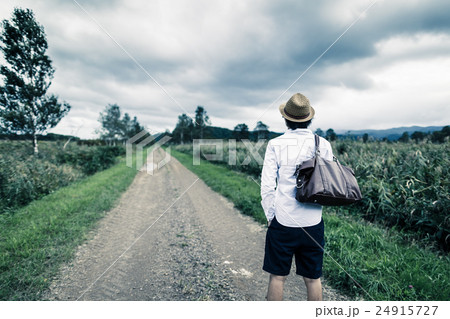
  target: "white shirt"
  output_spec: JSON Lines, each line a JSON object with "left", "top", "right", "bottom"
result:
{"left": 260, "top": 128, "right": 334, "bottom": 227}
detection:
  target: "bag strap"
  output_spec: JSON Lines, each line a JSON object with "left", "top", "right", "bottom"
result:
{"left": 314, "top": 134, "right": 320, "bottom": 156}
{"left": 294, "top": 134, "right": 321, "bottom": 177}
{"left": 316, "top": 134, "right": 338, "bottom": 162}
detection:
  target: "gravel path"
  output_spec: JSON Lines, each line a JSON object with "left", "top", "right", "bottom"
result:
{"left": 45, "top": 148, "right": 347, "bottom": 301}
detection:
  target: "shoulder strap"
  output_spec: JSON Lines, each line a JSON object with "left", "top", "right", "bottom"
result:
{"left": 314, "top": 134, "right": 320, "bottom": 156}
{"left": 294, "top": 134, "right": 321, "bottom": 177}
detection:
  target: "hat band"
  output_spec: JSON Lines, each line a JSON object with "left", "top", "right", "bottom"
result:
{"left": 284, "top": 108, "right": 310, "bottom": 120}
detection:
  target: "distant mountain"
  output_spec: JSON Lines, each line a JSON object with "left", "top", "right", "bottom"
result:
{"left": 204, "top": 126, "right": 233, "bottom": 139}
{"left": 338, "top": 125, "right": 447, "bottom": 141}
{"left": 168, "top": 124, "right": 447, "bottom": 142}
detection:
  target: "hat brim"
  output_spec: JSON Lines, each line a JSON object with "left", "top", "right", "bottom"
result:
{"left": 279, "top": 103, "right": 315, "bottom": 122}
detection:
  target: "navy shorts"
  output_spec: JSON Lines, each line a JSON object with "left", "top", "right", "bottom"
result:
{"left": 263, "top": 217, "right": 325, "bottom": 279}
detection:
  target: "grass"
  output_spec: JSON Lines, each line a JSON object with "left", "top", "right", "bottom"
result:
{"left": 323, "top": 210, "right": 449, "bottom": 300}
{"left": 170, "top": 148, "right": 450, "bottom": 301}
{"left": 0, "top": 156, "right": 140, "bottom": 300}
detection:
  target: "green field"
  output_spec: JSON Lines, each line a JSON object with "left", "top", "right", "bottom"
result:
{"left": 170, "top": 146, "right": 450, "bottom": 301}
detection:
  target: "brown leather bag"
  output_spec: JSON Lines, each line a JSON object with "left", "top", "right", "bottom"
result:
{"left": 294, "top": 135, "right": 362, "bottom": 206}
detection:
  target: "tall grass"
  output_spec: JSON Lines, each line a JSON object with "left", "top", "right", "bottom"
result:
{"left": 174, "top": 140, "right": 450, "bottom": 251}
{"left": 170, "top": 148, "right": 450, "bottom": 301}
{"left": 334, "top": 141, "right": 449, "bottom": 251}
{"left": 0, "top": 156, "right": 139, "bottom": 300}
{"left": 0, "top": 140, "right": 125, "bottom": 213}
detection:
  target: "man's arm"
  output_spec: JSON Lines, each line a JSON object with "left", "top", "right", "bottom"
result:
{"left": 261, "top": 141, "right": 278, "bottom": 224}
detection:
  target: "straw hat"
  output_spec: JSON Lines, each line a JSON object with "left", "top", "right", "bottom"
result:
{"left": 279, "top": 93, "right": 315, "bottom": 122}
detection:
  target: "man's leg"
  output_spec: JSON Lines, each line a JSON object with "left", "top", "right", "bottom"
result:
{"left": 266, "top": 274, "right": 287, "bottom": 301}
{"left": 303, "top": 277, "right": 322, "bottom": 301}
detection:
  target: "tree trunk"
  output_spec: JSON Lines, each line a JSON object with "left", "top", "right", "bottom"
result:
{"left": 32, "top": 131, "right": 39, "bottom": 154}
{"left": 31, "top": 100, "right": 39, "bottom": 154}
{"left": 63, "top": 137, "right": 72, "bottom": 149}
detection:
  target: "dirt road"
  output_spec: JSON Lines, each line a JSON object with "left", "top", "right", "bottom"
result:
{"left": 45, "top": 148, "right": 346, "bottom": 301}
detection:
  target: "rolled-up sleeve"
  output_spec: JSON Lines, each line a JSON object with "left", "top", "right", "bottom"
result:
{"left": 260, "top": 141, "right": 278, "bottom": 222}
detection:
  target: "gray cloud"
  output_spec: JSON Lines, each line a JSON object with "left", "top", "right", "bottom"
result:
{"left": 1, "top": 0, "right": 449, "bottom": 138}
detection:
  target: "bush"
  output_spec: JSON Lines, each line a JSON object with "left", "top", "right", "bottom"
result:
{"left": 0, "top": 141, "right": 125, "bottom": 213}
{"left": 56, "top": 145, "right": 125, "bottom": 175}
{"left": 0, "top": 155, "right": 82, "bottom": 211}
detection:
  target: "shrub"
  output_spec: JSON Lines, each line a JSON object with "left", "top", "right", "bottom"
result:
{"left": 0, "top": 155, "right": 82, "bottom": 211}
{"left": 56, "top": 145, "right": 124, "bottom": 175}
{"left": 0, "top": 141, "right": 125, "bottom": 213}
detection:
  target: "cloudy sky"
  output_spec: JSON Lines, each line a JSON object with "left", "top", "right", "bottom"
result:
{"left": 1, "top": 0, "right": 449, "bottom": 138}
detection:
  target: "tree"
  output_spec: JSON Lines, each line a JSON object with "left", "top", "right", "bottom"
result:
{"left": 0, "top": 8, "right": 71, "bottom": 154}
{"left": 398, "top": 132, "right": 409, "bottom": 143}
{"left": 326, "top": 128, "right": 337, "bottom": 141}
{"left": 430, "top": 126, "right": 450, "bottom": 143}
{"left": 98, "top": 104, "right": 123, "bottom": 143}
{"left": 411, "top": 131, "right": 425, "bottom": 143}
{"left": 430, "top": 131, "right": 444, "bottom": 143}
{"left": 362, "top": 133, "right": 369, "bottom": 143}
{"left": 254, "top": 121, "right": 269, "bottom": 141}
{"left": 121, "top": 113, "right": 145, "bottom": 139}
{"left": 442, "top": 125, "right": 450, "bottom": 137}
{"left": 233, "top": 123, "right": 249, "bottom": 141}
{"left": 315, "top": 128, "right": 324, "bottom": 137}
{"left": 98, "top": 104, "right": 146, "bottom": 144}
{"left": 130, "top": 116, "right": 144, "bottom": 137}
{"left": 121, "top": 112, "right": 132, "bottom": 137}
{"left": 173, "top": 113, "right": 193, "bottom": 144}
{"left": 194, "top": 106, "right": 210, "bottom": 139}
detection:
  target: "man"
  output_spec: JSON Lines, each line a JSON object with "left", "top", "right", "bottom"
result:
{"left": 260, "top": 93, "right": 334, "bottom": 301}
